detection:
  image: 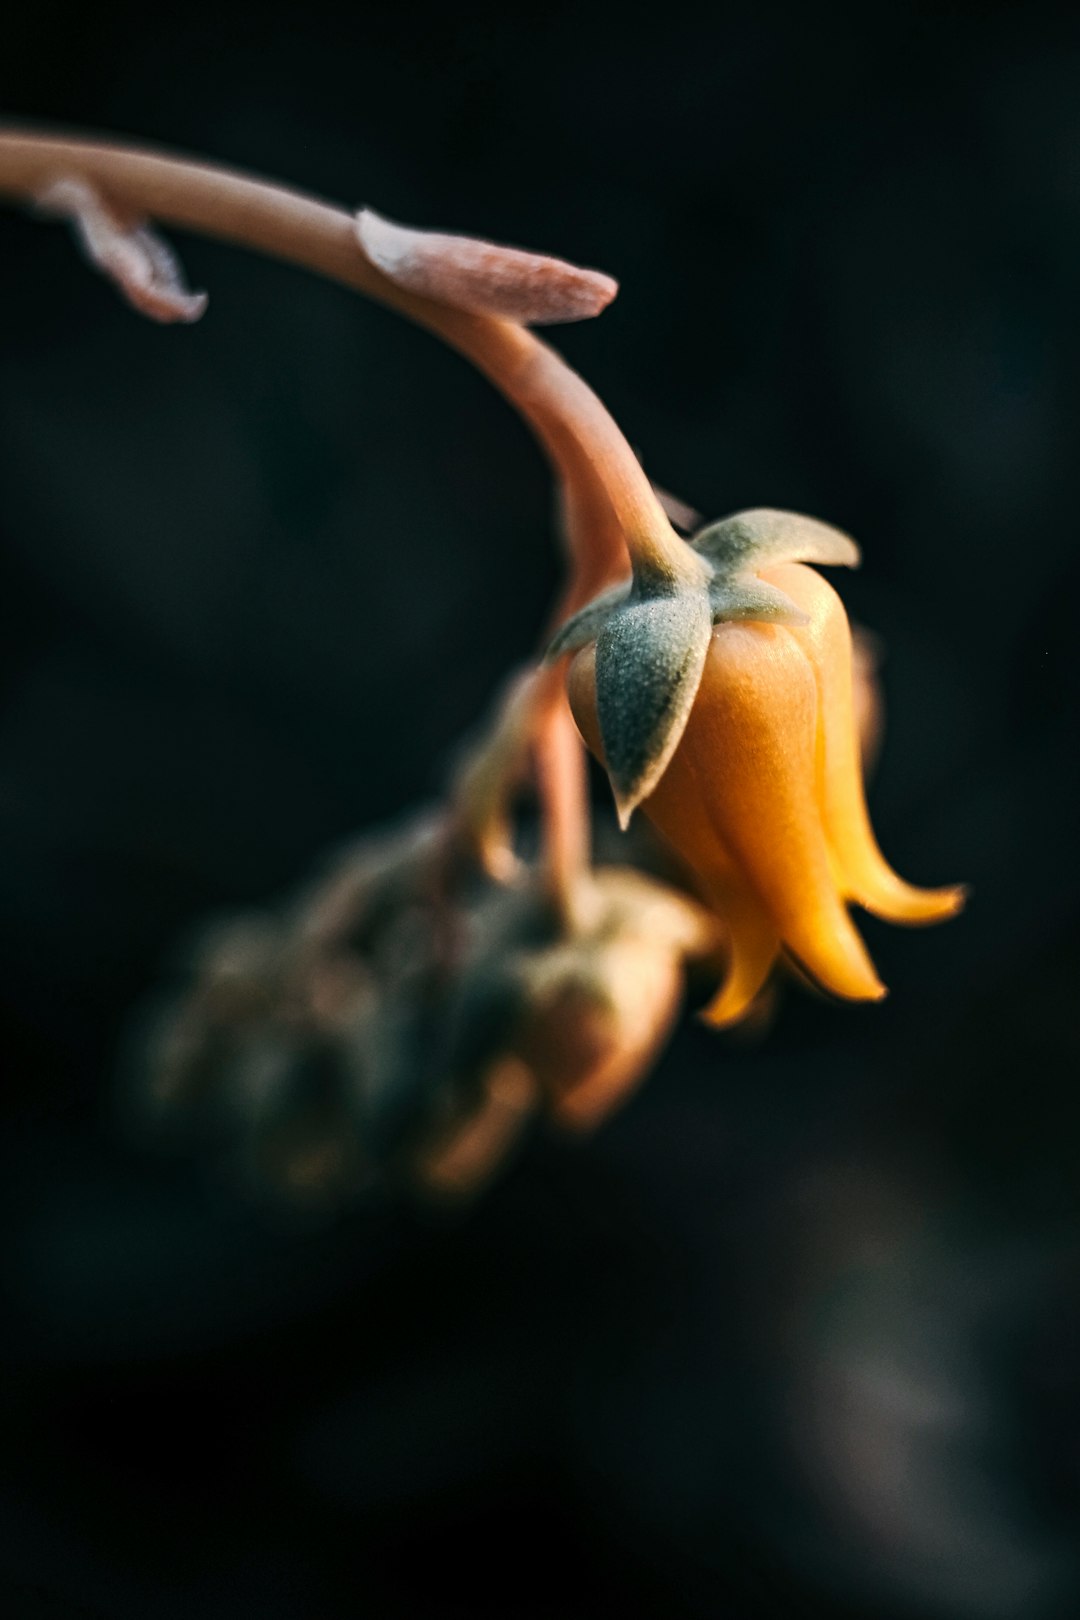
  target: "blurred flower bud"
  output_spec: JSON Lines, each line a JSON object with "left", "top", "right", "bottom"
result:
{"left": 412, "top": 1057, "right": 538, "bottom": 1199}
{"left": 414, "top": 868, "right": 715, "bottom": 1168}
{"left": 513, "top": 869, "right": 715, "bottom": 1130}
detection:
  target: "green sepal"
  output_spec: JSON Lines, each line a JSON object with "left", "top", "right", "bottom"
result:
{"left": 546, "top": 581, "right": 630, "bottom": 661}
{"left": 594, "top": 580, "right": 713, "bottom": 828}
{"left": 691, "top": 507, "right": 860, "bottom": 578}
{"left": 707, "top": 575, "right": 808, "bottom": 626}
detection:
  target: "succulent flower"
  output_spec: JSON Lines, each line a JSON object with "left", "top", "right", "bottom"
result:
{"left": 2, "top": 126, "right": 975, "bottom": 1197}
{"left": 552, "top": 509, "right": 965, "bottom": 1026}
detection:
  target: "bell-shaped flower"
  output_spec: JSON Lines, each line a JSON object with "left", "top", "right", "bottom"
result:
{"left": 551, "top": 509, "right": 965, "bottom": 1027}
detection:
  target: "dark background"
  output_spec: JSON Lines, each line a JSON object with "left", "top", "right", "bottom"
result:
{"left": 3, "top": 3, "right": 1080, "bottom": 1616}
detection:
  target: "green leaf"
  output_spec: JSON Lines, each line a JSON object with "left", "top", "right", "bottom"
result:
{"left": 691, "top": 507, "right": 860, "bottom": 577}
{"left": 594, "top": 583, "right": 713, "bottom": 827}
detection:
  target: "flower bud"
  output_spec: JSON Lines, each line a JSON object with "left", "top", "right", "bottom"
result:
{"left": 559, "top": 512, "right": 965, "bottom": 1027}
{"left": 512, "top": 869, "right": 716, "bottom": 1129}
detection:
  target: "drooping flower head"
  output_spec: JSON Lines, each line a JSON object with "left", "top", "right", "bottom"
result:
{"left": 551, "top": 509, "right": 965, "bottom": 1027}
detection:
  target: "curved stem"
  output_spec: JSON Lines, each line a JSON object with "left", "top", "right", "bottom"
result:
{"left": 0, "top": 125, "right": 697, "bottom": 587}
{"left": 549, "top": 467, "right": 631, "bottom": 630}
{"left": 531, "top": 664, "right": 591, "bottom": 924}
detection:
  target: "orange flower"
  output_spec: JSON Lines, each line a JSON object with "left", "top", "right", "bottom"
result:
{"left": 551, "top": 510, "right": 965, "bottom": 1027}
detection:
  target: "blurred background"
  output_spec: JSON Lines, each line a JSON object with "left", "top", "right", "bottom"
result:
{"left": 3, "top": 2, "right": 1080, "bottom": 1615}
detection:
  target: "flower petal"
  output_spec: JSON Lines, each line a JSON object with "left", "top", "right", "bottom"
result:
{"left": 646, "top": 622, "right": 886, "bottom": 1004}
{"left": 697, "top": 874, "right": 780, "bottom": 1028}
{"left": 766, "top": 563, "right": 967, "bottom": 925}
{"left": 593, "top": 584, "right": 713, "bottom": 828}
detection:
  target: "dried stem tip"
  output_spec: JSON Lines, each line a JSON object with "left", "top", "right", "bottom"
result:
{"left": 35, "top": 176, "right": 207, "bottom": 324}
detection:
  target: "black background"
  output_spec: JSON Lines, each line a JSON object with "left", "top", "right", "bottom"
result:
{"left": 2, "top": 4, "right": 1080, "bottom": 1616}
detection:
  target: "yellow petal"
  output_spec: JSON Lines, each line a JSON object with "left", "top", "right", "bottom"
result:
{"left": 569, "top": 628, "right": 885, "bottom": 1008}
{"left": 765, "top": 564, "right": 966, "bottom": 926}
{"left": 697, "top": 872, "right": 780, "bottom": 1028}
{"left": 648, "top": 622, "right": 885, "bottom": 1004}
{"left": 570, "top": 645, "right": 773, "bottom": 1021}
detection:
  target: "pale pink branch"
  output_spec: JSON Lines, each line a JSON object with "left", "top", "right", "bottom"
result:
{"left": 0, "top": 130, "right": 680, "bottom": 572}
{"left": 355, "top": 207, "right": 617, "bottom": 326}
{"left": 35, "top": 176, "right": 207, "bottom": 324}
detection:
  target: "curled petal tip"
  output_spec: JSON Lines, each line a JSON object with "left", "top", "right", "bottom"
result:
{"left": 789, "top": 954, "right": 888, "bottom": 1005}
{"left": 848, "top": 969, "right": 888, "bottom": 1005}
{"left": 698, "top": 962, "right": 776, "bottom": 1027}
{"left": 848, "top": 871, "right": 970, "bottom": 927}
{"left": 783, "top": 903, "right": 888, "bottom": 1005}
{"left": 846, "top": 961, "right": 888, "bottom": 1003}
{"left": 698, "top": 989, "right": 755, "bottom": 1030}
{"left": 694, "top": 882, "right": 779, "bottom": 1028}
{"left": 901, "top": 881, "right": 969, "bottom": 924}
